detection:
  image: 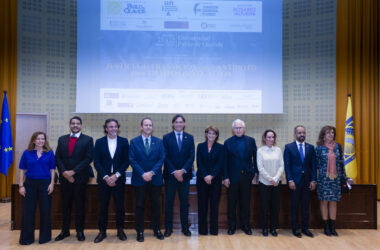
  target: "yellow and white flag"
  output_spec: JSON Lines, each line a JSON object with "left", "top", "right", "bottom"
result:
{"left": 344, "top": 95, "right": 357, "bottom": 179}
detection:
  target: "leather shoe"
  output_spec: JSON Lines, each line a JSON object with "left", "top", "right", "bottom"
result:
{"left": 241, "top": 225, "right": 252, "bottom": 235}
{"left": 292, "top": 229, "right": 302, "bottom": 238}
{"left": 55, "top": 231, "right": 70, "bottom": 241}
{"left": 154, "top": 230, "right": 164, "bottom": 240}
{"left": 136, "top": 231, "right": 144, "bottom": 242}
{"left": 164, "top": 228, "right": 173, "bottom": 237}
{"left": 76, "top": 231, "right": 85, "bottom": 241}
{"left": 182, "top": 228, "right": 191, "bottom": 236}
{"left": 94, "top": 231, "right": 107, "bottom": 243}
{"left": 302, "top": 229, "right": 314, "bottom": 238}
{"left": 262, "top": 228, "right": 268, "bottom": 237}
{"left": 270, "top": 228, "right": 278, "bottom": 237}
{"left": 227, "top": 226, "right": 236, "bottom": 235}
{"left": 117, "top": 229, "right": 127, "bottom": 241}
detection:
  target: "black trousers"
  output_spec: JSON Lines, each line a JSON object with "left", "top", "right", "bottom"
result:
{"left": 227, "top": 174, "right": 252, "bottom": 227}
{"left": 197, "top": 176, "right": 221, "bottom": 234}
{"left": 258, "top": 182, "right": 281, "bottom": 230}
{"left": 98, "top": 179, "right": 125, "bottom": 231}
{"left": 290, "top": 178, "right": 311, "bottom": 230}
{"left": 20, "top": 179, "right": 52, "bottom": 244}
{"left": 134, "top": 183, "right": 161, "bottom": 232}
{"left": 164, "top": 175, "right": 190, "bottom": 229}
{"left": 60, "top": 182, "right": 87, "bottom": 232}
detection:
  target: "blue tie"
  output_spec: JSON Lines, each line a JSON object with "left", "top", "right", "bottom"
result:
{"left": 299, "top": 144, "right": 304, "bottom": 163}
{"left": 177, "top": 133, "right": 182, "bottom": 151}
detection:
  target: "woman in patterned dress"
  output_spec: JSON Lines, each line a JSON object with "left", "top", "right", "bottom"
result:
{"left": 315, "top": 125, "right": 348, "bottom": 236}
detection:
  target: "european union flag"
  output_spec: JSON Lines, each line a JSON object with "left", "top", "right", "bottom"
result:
{"left": 0, "top": 92, "right": 14, "bottom": 176}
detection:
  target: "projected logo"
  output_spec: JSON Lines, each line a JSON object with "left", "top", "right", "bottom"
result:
{"left": 124, "top": 2, "right": 146, "bottom": 14}
{"left": 107, "top": 1, "right": 123, "bottom": 15}
{"left": 162, "top": 1, "right": 178, "bottom": 16}
{"left": 193, "top": 3, "right": 219, "bottom": 16}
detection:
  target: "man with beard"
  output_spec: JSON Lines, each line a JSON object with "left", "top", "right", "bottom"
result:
{"left": 55, "top": 116, "right": 93, "bottom": 241}
{"left": 284, "top": 125, "right": 317, "bottom": 238}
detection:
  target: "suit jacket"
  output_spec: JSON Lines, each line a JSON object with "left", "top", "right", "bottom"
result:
{"left": 129, "top": 135, "right": 165, "bottom": 186}
{"left": 93, "top": 135, "right": 129, "bottom": 184}
{"left": 163, "top": 131, "right": 195, "bottom": 181}
{"left": 223, "top": 135, "right": 258, "bottom": 184}
{"left": 55, "top": 133, "right": 94, "bottom": 184}
{"left": 196, "top": 142, "right": 224, "bottom": 179}
{"left": 284, "top": 141, "right": 317, "bottom": 187}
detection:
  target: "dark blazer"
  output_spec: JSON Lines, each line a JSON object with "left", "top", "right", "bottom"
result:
{"left": 129, "top": 135, "right": 165, "bottom": 186}
{"left": 93, "top": 136, "right": 129, "bottom": 184}
{"left": 163, "top": 131, "right": 195, "bottom": 181}
{"left": 55, "top": 133, "right": 93, "bottom": 184}
{"left": 223, "top": 135, "right": 258, "bottom": 184}
{"left": 196, "top": 142, "right": 224, "bottom": 179}
{"left": 284, "top": 141, "right": 317, "bottom": 187}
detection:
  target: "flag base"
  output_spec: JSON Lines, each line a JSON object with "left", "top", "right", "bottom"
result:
{"left": 0, "top": 197, "right": 11, "bottom": 203}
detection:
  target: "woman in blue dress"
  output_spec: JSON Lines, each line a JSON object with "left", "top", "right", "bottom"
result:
{"left": 315, "top": 126, "right": 349, "bottom": 237}
{"left": 19, "top": 131, "right": 56, "bottom": 245}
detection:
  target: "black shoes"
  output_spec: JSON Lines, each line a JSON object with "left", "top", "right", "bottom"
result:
{"left": 136, "top": 231, "right": 144, "bottom": 242}
{"left": 76, "top": 231, "right": 85, "bottom": 241}
{"left": 241, "top": 225, "right": 252, "bottom": 235}
{"left": 302, "top": 229, "right": 314, "bottom": 238}
{"left": 262, "top": 228, "right": 268, "bottom": 237}
{"left": 164, "top": 228, "right": 173, "bottom": 237}
{"left": 154, "top": 229, "right": 165, "bottom": 240}
{"left": 182, "top": 228, "right": 192, "bottom": 236}
{"left": 329, "top": 219, "right": 338, "bottom": 236}
{"left": 292, "top": 229, "right": 302, "bottom": 238}
{"left": 323, "top": 220, "right": 332, "bottom": 236}
{"left": 55, "top": 231, "right": 70, "bottom": 241}
{"left": 94, "top": 231, "right": 107, "bottom": 243}
{"left": 117, "top": 229, "right": 127, "bottom": 241}
{"left": 227, "top": 226, "right": 236, "bottom": 235}
{"left": 270, "top": 228, "right": 278, "bottom": 237}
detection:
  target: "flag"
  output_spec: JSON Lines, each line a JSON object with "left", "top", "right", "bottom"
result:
{"left": 0, "top": 92, "right": 14, "bottom": 176}
{"left": 343, "top": 95, "right": 357, "bottom": 179}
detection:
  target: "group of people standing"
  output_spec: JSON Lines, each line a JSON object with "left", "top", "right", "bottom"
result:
{"left": 18, "top": 115, "right": 350, "bottom": 245}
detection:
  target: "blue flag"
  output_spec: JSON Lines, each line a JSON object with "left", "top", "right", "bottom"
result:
{"left": 0, "top": 92, "right": 14, "bottom": 176}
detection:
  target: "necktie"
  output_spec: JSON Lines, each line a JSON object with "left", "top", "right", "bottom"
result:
{"left": 145, "top": 138, "right": 150, "bottom": 155}
{"left": 299, "top": 144, "right": 305, "bottom": 163}
{"left": 177, "top": 133, "right": 182, "bottom": 151}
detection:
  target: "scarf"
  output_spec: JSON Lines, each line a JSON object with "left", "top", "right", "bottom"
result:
{"left": 324, "top": 142, "right": 337, "bottom": 180}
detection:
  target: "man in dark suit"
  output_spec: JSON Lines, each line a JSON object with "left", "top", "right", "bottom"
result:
{"left": 163, "top": 114, "right": 195, "bottom": 237}
{"left": 129, "top": 117, "right": 165, "bottom": 242}
{"left": 55, "top": 116, "right": 93, "bottom": 241}
{"left": 93, "top": 119, "right": 129, "bottom": 243}
{"left": 284, "top": 125, "right": 317, "bottom": 238}
{"left": 223, "top": 119, "right": 258, "bottom": 235}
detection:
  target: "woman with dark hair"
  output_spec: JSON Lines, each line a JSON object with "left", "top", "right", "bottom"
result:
{"left": 257, "top": 129, "right": 284, "bottom": 237}
{"left": 19, "top": 132, "right": 55, "bottom": 245}
{"left": 196, "top": 126, "right": 224, "bottom": 235}
{"left": 315, "top": 125, "right": 351, "bottom": 236}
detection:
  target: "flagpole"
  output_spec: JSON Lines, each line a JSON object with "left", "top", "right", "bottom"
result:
{"left": 0, "top": 91, "right": 11, "bottom": 203}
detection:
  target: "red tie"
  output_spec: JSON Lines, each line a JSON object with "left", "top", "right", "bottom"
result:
{"left": 69, "top": 136, "right": 78, "bottom": 156}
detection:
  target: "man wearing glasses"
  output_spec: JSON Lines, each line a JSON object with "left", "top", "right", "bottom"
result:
{"left": 223, "top": 119, "right": 258, "bottom": 235}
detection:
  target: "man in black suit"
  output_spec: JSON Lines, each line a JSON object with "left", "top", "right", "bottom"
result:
{"left": 284, "top": 125, "right": 316, "bottom": 238}
{"left": 55, "top": 116, "right": 93, "bottom": 241}
{"left": 93, "top": 119, "right": 129, "bottom": 243}
{"left": 223, "top": 119, "right": 258, "bottom": 235}
{"left": 163, "top": 114, "right": 195, "bottom": 237}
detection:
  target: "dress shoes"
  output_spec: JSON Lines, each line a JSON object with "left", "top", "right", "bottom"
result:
{"left": 55, "top": 231, "right": 70, "bottom": 241}
{"left": 136, "top": 231, "right": 144, "bottom": 242}
{"left": 241, "top": 225, "right": 252, "bottom": 235}
{"left": 292, "top": 229, "right": 302, "bottom": 238}
{"left": 164, "top": 228, "right": 173, "bottom": 237}
{"left": 262, "top": 228, "right": 268, "bottom": 237}
{"left": 227, "top": 226, "right": 236, "bottom": 235}
{"left": 302, "top": 229, "right": 314, "bottom": 238}
{"left": 270, "top": 228, "right": 278, "bottom": 237}
{"left": 117, "top": 229, "right": 127, "bottom": 241}
{"left": 94, "top": 231, "right": 107, "bottom": 243}
{"left": 76, "top": 231, "right": 85, "bottom": 241}
{"left": 182, "top": 228, "right": 192, "bottom": 236}
{"left": 154, "top": 229, "right": 164, "bottom": 240}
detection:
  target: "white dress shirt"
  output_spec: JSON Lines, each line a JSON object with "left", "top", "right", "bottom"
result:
{"left": 257, "top": 145, "right": 284, "bottom": 185}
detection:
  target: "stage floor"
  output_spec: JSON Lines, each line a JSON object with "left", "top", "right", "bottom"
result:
{"left": 1, "top": 202, "right": 380, "bottom": 250}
